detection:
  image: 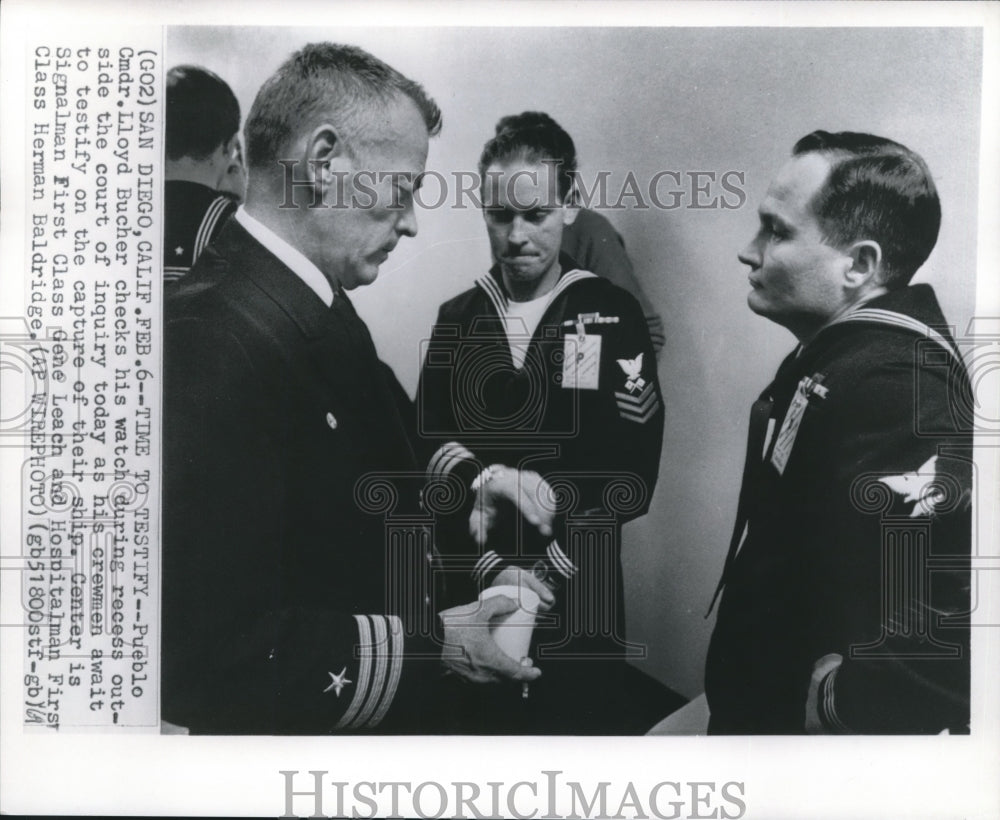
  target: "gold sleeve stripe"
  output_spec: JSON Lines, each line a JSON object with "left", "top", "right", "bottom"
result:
{"left": 369, "top": 615, "right": 404, "bottom": 728}
{"left": 354, "top": 615, "right": 390, "bottom": 728}
{"left": 335, "top": 614, "right": 373, "bottom": 730}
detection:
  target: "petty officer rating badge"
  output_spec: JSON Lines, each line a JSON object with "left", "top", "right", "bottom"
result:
{"left": 323, "top": 667, "right": 352, "bottom": 697}
{"left": 617, "top": 353, "right": 647, "bottom": 393}
{"left": 614, "top": 353, "right": 660, "bottom": 423}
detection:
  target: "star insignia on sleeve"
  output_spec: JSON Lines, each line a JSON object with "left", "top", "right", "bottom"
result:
{"left": 174, "top": 246, "right": 185, "bottom": 256}
{"left": 878, "top": 455, "right": 943, "bottom": 517}
{"left": 323, "top": 667, "right": 352, "bottom": 697}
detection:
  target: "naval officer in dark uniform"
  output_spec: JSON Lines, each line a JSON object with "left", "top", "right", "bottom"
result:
{"left": 162, "top": 43, "right": 550, "bottom": 734}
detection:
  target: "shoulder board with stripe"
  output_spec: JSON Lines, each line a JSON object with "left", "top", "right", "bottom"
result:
{"left": 827, "top": 308, "right": 963, "bottom": 366}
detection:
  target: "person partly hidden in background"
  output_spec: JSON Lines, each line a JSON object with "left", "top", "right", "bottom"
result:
{"left": 560, "top": 193, "right": 665, "bottom": 356}
{"left": 164, "top": 64, "right": 247, "bottom": 282}
{"left": 418, "top": 111, "right": 686, "bottom": 734}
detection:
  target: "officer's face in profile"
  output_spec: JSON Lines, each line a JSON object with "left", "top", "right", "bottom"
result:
{"left": 307, "top": 96, "right": 429, "bottom": 291}
{"left": 482, "top": 159, "right": 577, "bottom": 298}
{"left": 738, "top": 152, "right": 855, "bottom": 341}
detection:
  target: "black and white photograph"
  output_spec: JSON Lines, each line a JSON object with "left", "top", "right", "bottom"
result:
{"left": 1, "top": 1, "right": 998, "bottom": 817}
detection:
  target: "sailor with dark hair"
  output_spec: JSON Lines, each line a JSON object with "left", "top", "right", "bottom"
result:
{"left": 491, "top": 112, "right": 665, "bottom": 355}
{"left": 705, "top": 131, "right": 972, "bottom": 734}
{"left": 418, "top": 111, "right": 683, "bottom": 734}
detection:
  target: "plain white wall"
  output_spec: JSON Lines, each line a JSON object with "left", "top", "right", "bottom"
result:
{"left": 168, "top": 26, "right": 982, "bottom": 699}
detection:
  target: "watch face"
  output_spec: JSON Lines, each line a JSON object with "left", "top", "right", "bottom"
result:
{"left": 533, "top": 559, "right": 560, "bottom": 591}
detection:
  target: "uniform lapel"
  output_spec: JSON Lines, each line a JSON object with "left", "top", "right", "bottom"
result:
{"left": 213, "top": 220, "right": 334, "bottom": 341}
{"left": 213, "top": 221, "right": 382, "bottom": 401}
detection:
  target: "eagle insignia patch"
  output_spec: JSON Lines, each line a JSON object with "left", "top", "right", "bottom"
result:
{"left": 879, "top": 455, "right": 943, "bottom": 517}
{"left": 617, "top": 353, "right": 646, "bottom": 393}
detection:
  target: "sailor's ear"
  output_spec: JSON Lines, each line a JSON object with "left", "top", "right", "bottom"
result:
{"left": 843, "top": 239, "right": 883, "bottom": 289}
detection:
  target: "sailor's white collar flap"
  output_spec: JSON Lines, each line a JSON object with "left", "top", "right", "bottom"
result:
{"left": 475, "top": 268, "right": 597, "bottom": 318}
{"left": 825, "top": 307, "right": 964, "bottom": 366}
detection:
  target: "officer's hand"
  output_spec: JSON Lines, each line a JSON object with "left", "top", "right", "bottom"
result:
{"left": 469, "top": 467, "right": 555, "bottom": 548}
{"left": 490, "top": 565, "right": 556, "bottom": 611}
{"left": 439, "top": 595, "right": 544, "bottom": 684}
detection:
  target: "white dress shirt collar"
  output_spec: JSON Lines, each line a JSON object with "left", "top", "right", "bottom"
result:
{"left": 235, "top": 207, "right": 335, "bottom": 307}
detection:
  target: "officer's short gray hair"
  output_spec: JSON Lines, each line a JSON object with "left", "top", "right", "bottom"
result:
{"left": 245, "top": 42, "right": 441, "bottom": 171}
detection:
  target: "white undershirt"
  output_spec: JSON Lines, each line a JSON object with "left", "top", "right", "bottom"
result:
{"left": 504, "top": 293, "right": 552, "bottom": 369}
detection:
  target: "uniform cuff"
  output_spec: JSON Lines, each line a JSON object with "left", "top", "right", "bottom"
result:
{"left": 818, "top": 663, "right": 851, "bottom": 733}
{"left": 334, "top": 614, "right": 404, "bottom": 731}
{"left": 426, "top": 441, "right": 476, "bottom": 483}
{"left": 472, "top": 541, "right": 578, "bottom": 589}
{"left": 546, "top": 540, "right": 578, "bottom": 579}
{"left": 472, "top": 550, "right": 505, "bottom": 586}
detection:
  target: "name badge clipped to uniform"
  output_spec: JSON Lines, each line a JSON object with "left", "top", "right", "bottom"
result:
{"left": 769, "top": 374, "right": 828, "bottom": 475}
{"left": 562, "top": 319, "right": 601, "bottom": 390}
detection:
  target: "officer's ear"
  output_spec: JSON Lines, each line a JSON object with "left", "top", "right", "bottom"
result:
{"left": 305, "top": 123, "right": 353, "bottom": 187}
{"left": 844, "top": 239, "right": 883, "bottom": 290}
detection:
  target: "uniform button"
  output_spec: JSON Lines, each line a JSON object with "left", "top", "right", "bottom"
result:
{"left": 424, "top": 595, "right": 431, "bottom": 606}
{"left": 426, "top": 552, "right": 434, "bottom": 564}
{"left": 326, "top": 412, "right": 338, "bottom": 430}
